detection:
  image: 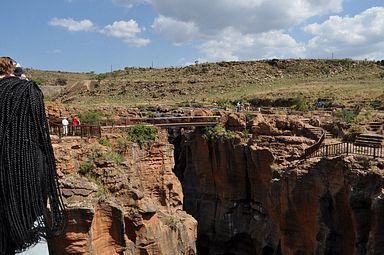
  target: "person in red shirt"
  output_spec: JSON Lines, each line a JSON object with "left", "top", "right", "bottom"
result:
{"left": 72, "top": 116, "right": 80, "bottom": 135}
{"left": 72, "top": 116, "right": 80, "bottom": 126}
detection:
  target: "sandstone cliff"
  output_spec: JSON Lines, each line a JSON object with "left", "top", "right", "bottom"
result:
{"left": 174, "top": 128, "right": 384, "bottom": 254}
{"left": 48, "top": 133, "right": 197, "bottom": 255}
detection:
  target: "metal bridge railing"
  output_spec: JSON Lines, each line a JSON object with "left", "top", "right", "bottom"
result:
{"left": 99, "top": 115, "right": 221, "bottom": 126}
{"left": 306, "top": 142, "right": 384, "bottom": 159}
{"left": 49, "top": 122, "right": 101, "bottom": 138}
{"left": 304, "top": 131, "right": 326, "bottom": 158}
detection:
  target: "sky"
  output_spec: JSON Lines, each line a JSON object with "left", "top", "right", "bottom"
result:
{"left": 1, "top": 0, "right": 383, "bottom": 73}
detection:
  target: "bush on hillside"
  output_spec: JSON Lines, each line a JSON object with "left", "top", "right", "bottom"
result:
{"left": 203, "top": 125, "right": 236, "bottom": 142}
{"left": 127, "top": 124, "right": 157, "bottom": 148}
{"left": 343, "top": 124, "right": 363, "bottom": 142}
{"left": 99, "top": 137, "right": 112, "bottom": 147}
{"left": 292, "top": 96, "right": 308, "bottom": 111}
{"left": 79, "top": 111, "right": 103, "bottom": 124}
{"left": 55, "top": 78, "right": 67, "bottom": 86}
{"left": 333, "top": 109, "right": 358, "bottom": 124}
{"left": 32, "top": 77, "right": 45, "bottom": 86}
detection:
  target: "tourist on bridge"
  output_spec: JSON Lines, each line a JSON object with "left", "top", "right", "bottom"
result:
{"left": 72, "top": 116, "right": 80, "bottom": 135}
{"left": 62, "top": 117, "right": 69, "bottom": 136}
{"left": 0, "top": 56, "right": 65, "bottom": 254}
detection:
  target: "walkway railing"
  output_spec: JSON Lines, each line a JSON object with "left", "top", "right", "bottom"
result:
{"left": 306, "top": 142, "right": 384, "bottom": 158}
{"left": 99, "top": 115, "right": 221, "bottom": 126}
{"left": 304, "top": 131, "right": 326, "bottom": 158}
{"left": 49, "top": 116, "right": 221, "bottom": 138}
{"left": 49, "top": 122, "right": 101, "bottom": 138}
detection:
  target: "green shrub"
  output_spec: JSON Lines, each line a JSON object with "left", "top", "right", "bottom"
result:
{"left": 356, "top": 110, "right": 373, "bottom": 123}
{"left": 216, "top": 99, "right": 232, "bottom": 109}
{"left": 127, "top": 124, "right": 157, "bottom": 148}
{"left": 55, "top": 78, "right": 67, "bottom": 86}
{"left": 330, "top": 124, "right": 341, "bottom": 138}
{"left": 371, "top": 100, "right": 382, "bottom": 109}
{"left": 94, "top": 182, "right": 108, "bottom": 197}
{"left": 292, "top": 96, "right": 308, "bottom": 111}
{"left": 116, "top": 137, "right": 129, "bottom": 153}
{"left": 96, "top": 73, "right": 108, "bottom": 81}
{"left": 333, "top": 109, "right": 357, "bottom": 124}
{"left": 78, "top": 111, "right": 103, "bottom": 124}
{"left": 32, "top": 77, "right": 45, "bottom": 86}
{"left": 203, "top": 125, "right": 236, "bottom": 142}
{"left": 248, "top": 97, "right": 262, "bottom": 107}
{"left": 177, "top": 101, "right": 204, "bottom": 108}
{"left": 242, "top": 128, "right": 251, "bottom": 138}
{"left": 245, "top": 112, "right": 254, "bottom": 122}
{"left": 163, "top": 215, "right": 181, "bottom": 230}
{"left": 78, "top": 160, "right": 94, "bottom": 175}
{"left": 99, "top": 137, "right": 112, "bottom": 147}
{"left": 102, "top": 152, "right": 124, "bottom": 164}
{"left": 343, "top": 124, "right": 363, "bottom": 141}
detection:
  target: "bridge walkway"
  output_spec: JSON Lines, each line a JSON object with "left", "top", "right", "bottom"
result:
{"left": 49, "top": 116, "right": 221, "bottom": 138}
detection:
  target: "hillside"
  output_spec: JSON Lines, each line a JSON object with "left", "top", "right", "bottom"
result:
{"left": 28, "top": 59, "right": 384, "bottom": 109}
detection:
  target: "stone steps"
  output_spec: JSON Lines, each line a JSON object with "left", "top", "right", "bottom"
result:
{"left": 306, "top": 127, "right": 332, "bottom": 139}
{"left": 354, "top": 133, "right": 384, "bottom": 147}
{"left": 367, "top": 122, "right": 383, "bottom": 132}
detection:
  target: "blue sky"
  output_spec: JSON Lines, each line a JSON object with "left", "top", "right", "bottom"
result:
{"left": 1, "top": 0, "right": 383, "bottom": 73}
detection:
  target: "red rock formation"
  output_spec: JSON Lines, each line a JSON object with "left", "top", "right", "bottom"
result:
{"left": 174, "top": 129, "right": 384, "bottom": 255}
{"left": 49, "top": 132, "right": 197, "bottom": 254}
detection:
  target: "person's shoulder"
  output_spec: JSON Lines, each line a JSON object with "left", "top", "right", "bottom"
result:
{"left": 3, "top": 76, "right": 36, "bottom": 86}
{"left": 0, "top": 76, "right": 30, "bottom": 87}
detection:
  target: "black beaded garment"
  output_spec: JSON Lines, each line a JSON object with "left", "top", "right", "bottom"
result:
{"left": 0, "top": 76, "right": 65, "bottom": 254}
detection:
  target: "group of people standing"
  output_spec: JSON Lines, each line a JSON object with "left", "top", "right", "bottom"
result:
{"left": 61, "top": 116, "right": 81, "bottom": 136}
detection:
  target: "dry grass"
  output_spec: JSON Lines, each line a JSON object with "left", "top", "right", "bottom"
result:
{"left": 27, "top": 59, "right": 384, "bottom": 108}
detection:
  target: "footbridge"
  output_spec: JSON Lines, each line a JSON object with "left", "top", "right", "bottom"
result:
{"left": 49, "top": 115, "right": 221, "bottom": 138}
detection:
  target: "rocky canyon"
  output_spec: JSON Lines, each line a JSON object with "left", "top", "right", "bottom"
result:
{"left": 46, "top": 110, "right": 384, "bottom": 255}
{"left": 173, "top": 113, "right": 384, "bottom": 255}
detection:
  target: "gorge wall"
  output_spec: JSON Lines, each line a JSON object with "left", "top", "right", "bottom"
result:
{"left": 173, "top": 129, "right": 384, "bottom": 255}
{"left": 46, "top": 110, "right": 384, "bottom": 255}
{"left": 48, "top": 133, "right": 197, "bottom": 255}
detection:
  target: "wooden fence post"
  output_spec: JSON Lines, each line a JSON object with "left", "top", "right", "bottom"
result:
{"left": 346, "top": 142, "right": 349, "bottom": 155}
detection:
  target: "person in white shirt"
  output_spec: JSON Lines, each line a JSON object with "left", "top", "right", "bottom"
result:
{"left": 62, "top": 117, "right": 69, "bottom": 136}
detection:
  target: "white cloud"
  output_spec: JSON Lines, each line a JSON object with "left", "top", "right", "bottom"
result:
{"left": 152, "top": 16, "right": 200, "bottom": 44}
{"left": 146, "top": 0, "right": 341, "bottom": 62}
{"left": 150, "top": 0, "right": 343, "bottom": 35}
{"left": 101, "top": 20, "right": 150, "bottom": 46}
{"left": 49, "top": 17, "right": 94, "bottom": 31}
{"left": 112, "top": 0, "right": 148, "bottom": 8}
{"left": 304, "top": 7, "right": 384, "bottom": 59}
{"left": 50, "top": 17, "right": 150, "bottom": 47}
{"left": 199, "top": 29, "right": 305, "bottom": 62}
